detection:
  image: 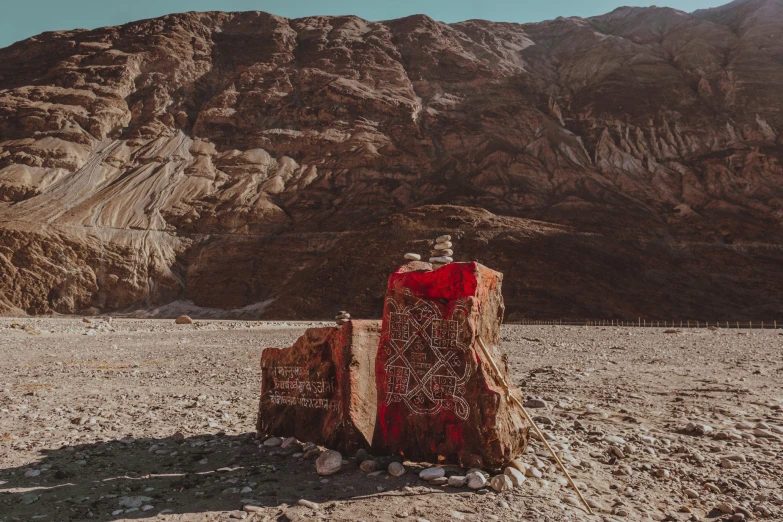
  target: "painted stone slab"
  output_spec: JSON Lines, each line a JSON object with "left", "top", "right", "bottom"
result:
{"left": 258, "top": 320, "right": 380, "bottom": 452}
{"left": 374, "top": 261, "right": 530, "bottom": 470}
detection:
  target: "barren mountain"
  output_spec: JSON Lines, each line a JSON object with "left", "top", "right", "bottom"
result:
{"left": 1, "top": 0, "right": 782, "bottom": 320}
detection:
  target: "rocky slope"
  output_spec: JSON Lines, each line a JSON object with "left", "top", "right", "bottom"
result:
{"left": 1, "top": 0, "right": 782, "bottom": 319}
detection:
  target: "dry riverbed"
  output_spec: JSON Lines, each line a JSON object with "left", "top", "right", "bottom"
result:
{"left": 1, "top": 318, "right": 782, "bottom": 522}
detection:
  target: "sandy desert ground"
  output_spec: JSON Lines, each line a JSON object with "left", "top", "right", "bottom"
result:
{"left": 1, "top": 318, "right": 782, "bottom": 522}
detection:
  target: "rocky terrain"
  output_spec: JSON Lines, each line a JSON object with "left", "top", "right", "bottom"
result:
{"left": 1, "top": 318, "right": 781, "bottom": 521}
{"left": 2, "top": 0, "right": 783, "bottom": 319}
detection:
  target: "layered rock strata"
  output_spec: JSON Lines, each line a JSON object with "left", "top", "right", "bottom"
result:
{"left": 1, "top": 1, "right": 783, "bottom": 319}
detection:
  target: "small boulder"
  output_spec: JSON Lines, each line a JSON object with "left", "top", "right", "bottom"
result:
{"left": 175, "top": 315, "right": 193, "bottom": 325}
{"left": 489, "top": 474, "right": 512, "bottom": 492}
{"left": 419, "top": 467, "right": 445, "bottom": 481}
{"left": 388, "top": 462, "right": 406, "bottom": 477}
{"left": 448, "top": 476, "right": 467, "bottom": 487}
{"left": 263, "top": 436, "right": 282, "bottom": 447}
{"left": 503, "top": 467, "right": 525, "bottom": 487}
{"left": 466, "top": 472, "right": 487, "bottom": 489}
{"left": 315, "top": 450, "right": 342, "bottom": 476}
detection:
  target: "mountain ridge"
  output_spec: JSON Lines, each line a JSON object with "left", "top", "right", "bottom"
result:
{"left": 1, "top": 1, "right": 782, "bottom": 319}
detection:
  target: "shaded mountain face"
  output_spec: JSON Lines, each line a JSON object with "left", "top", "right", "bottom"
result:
{"left": 1, "top": 0, "right": 782, "bottom": 319}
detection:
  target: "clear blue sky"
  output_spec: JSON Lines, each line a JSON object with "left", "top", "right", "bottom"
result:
{"left": 0, "top": 0, "right": 727, "bottom": 49}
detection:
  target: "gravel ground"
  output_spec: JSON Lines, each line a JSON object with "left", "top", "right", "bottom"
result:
{"left": 1, "top": 318, "right": 782, "bottom": 522}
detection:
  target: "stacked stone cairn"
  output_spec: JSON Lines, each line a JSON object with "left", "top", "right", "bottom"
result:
{"left": 335, "top": 311, "right": 350, "bottom": 326}
{"left": 429, "top": 234, "right": 454, "bottom": 269}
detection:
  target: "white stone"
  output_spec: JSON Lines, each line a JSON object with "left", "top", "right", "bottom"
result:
{"left": 436, "top": 235, "right": 452, "bottom": 243}
{"left": 359, "top": 460, "right": 377, "bottom": 472}
{"left": 419, "top": 467, "right": 445, "bottom": 481}
{"left": 263, "top": 437, "right": 282, "bottom": 447}
{"left": 434, "top": 241, "right": 452, "bottom": 250}
{"left": 448, "top": 475, "right": 467, "bottom": 487}
{"left": 315, "top": 450, "right": 342, "bottom": 476}
{"left": 503, "top": 467, "right": 526, "bottom": 487}
{"left": 404, "top": 253, "right": 421, "bottom": 261}
{"left": 466, "top": 472, "right": 487, "bottom": 489}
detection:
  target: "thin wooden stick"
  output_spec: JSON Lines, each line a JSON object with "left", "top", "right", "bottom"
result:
{"left": 476, "top": 337, "right": 594, "bottom": 515}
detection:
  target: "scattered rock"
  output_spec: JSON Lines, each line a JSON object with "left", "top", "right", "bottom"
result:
{"left": 489, "top": 474, "right": 512, "bottom": 492}
{"left": 280, "top": 436, "right": 298, "bottom": 449}
{"left": 503, "top": 467, "right": 525, "bottom": 487}
{"left": 388, "top": 462, "right": 406, "bottom": 477}
{"left": 118, "top": 496, "right": 153, "bottom": 508}
{"left": 359, "top": 460, "right": 378, "bottom": 472}
{"left": 174, "top": 315, "right": 193, "bottom": 325}
{"left": 419, "top": 467, "right": 445, "bottom": 481}
{"left": 315, "top": 450, "right": 342, "bottom": 476}
{"left": 263, "top": 436, "right": 282, "bottom": 447}
{"left": 466, "top": 472, "right": 487, "bottom": 489}
{"left": 448, "top": 475, "right": 467, "bottom": 487}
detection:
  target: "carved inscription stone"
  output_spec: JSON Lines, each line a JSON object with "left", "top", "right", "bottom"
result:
{"left": 258, "top": 320, "right": 381, "bottom": 452}
{"left": 374, "top": 262, "right": 530, "bottom": 470}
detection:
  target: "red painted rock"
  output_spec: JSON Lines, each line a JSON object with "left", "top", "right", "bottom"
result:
{"left": 257, "top": 320, "right": 380, "bottom": 453}
{"left": 373, "top": 262, "right": 530, "bottom": 470}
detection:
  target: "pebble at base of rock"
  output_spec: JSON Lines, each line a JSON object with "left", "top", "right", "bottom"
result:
{"left": 466, "top": 472, "right": 487, "bottom": 489}
{"left": 174, "top": 315, "right": 193, "bottom": 324}
{"left": 315, "top": 450, "right": 342, "bottom": 476}
{"left": 388, "top": 462, "right": 406, "bottom": 476}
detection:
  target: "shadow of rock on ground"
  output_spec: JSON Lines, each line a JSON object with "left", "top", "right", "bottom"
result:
{"left": 0, "top": 432, "right": 470, "bottom": 522}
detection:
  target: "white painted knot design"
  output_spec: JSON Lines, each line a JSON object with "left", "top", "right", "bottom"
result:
{"left": 382, "top": 292, "right": 471, "bottom": 420}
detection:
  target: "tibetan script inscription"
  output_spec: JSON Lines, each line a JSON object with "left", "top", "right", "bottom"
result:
{"left": 262, "top": 361, "right": 341, "bottom": 415}
{"left": 382, "top": 293, "right": 471, "bottom": 420}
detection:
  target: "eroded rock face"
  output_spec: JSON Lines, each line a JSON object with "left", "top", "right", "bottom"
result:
{"left": 257, "top": 320, "right": 380, "bottom": 452}
{"left": 1, "top": 3, "right": 783, "bottom": 318}
{"left": 373, "top": 262, "right": 530, "bottom": 470}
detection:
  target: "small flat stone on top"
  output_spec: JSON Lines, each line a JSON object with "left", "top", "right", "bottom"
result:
{"left": 429, "top": 256, "right": 453, "bottom": 264}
